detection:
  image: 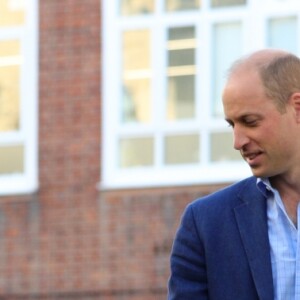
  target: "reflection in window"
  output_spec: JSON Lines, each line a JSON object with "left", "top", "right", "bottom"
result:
{"left": 0, "top": 0, "right": 25, "bottom": 27}
{"left": 0, "top": 145, "right": 24, "bottom": 174}
{"left": 165, "top": 134, "right": 199, "bottom": 164}
{"left": 167, "top": 76, "right": 195, "bottom": 120}
{"left": 212, "top": 22, "right": 242, "bottom": 117}
{"left": 0, "top": 40, "right": 21, "bottom": 132}
{"left": 166, "top": 0, "right": 200, "bottom": 11}
{"left": 268, "top": 17, "right": 297, "bottom": 53}
{"left": 120, "top": 0, "right": 154, "bottom": 16}
{"left": 122, "top": 30, "right": 152, "bottom": 123}
{"left": 122, "top": 80, "right": 151, "bottom": 123}
{"left": 167, "top": 27, "right": 196, "bottom": 120}
{"left": 119, "top": 137, "right": 154, "bottom": 168}
{"left": 210, "top": 132, "right": 241, "bottom": 162}
{"left": 211, "top": 0, "right": 246, "bottom": 7}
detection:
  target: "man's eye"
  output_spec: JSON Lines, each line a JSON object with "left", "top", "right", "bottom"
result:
{"left": 245, "top": 119, "right": 257, "bottom": 126}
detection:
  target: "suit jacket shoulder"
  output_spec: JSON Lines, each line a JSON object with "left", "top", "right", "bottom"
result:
{"left": 168, "top": 176, "right": 273, "bottom": 300}
{"left": 189, "top": 176, "right": 257, "bottom": 212}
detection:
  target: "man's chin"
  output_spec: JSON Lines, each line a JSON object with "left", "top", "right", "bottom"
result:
{"left": 249, "top": 165, "right": 266, "bottom": 178}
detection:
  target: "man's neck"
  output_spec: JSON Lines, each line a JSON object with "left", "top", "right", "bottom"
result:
{"left": 269, "top": 175, "right": 300, "bottom": 227}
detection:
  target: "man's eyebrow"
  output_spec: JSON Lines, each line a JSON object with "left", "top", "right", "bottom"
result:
{"left": 224, "top": 114, "right": 262, "bottom": 124}
{"left": 239, "top": 113, "right": 263, "bottom": 120}
{"left": 226, "top": 113, "right": 262, "bottom": 120}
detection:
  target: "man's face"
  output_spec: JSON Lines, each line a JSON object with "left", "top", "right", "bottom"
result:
{"left": 222, "top": 69, "right": 298, "bottom": 179}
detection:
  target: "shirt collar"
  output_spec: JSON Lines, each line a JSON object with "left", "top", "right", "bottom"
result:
{"left": 256, "top": 177, "right": 275, "bottom": 198}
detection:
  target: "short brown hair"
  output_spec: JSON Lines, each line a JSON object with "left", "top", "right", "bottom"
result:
{"left": 260, "top": 54, "right": 300, "bottom": 112}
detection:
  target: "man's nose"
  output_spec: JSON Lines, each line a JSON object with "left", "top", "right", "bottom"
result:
{"left": 233, "top": 127, "right": 249, "bottom": 150}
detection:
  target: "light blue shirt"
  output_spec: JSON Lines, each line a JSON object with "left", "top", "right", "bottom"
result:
{"left": 257, "top": 178, "right": 300, "bottom": 300}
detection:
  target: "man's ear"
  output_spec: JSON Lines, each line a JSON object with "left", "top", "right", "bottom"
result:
{"left": 290, "top": 92, "right": 300, "bottom": 123}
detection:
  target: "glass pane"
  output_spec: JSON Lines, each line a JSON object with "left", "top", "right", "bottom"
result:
{"left": 167, "top": 27, "right": 196, "bottom": 121}
{"left": 0, "top": 145, "right": 24, "bottom": 174}
{"left": 122, "top": 79, "right": 151, "bottom": 123}
{"left": 167, "top": 76, "right": 195, "bottom": 119}
{"left": 166, "top": 0, "right": 201, "bottom": 11}
{"left": 210, "top": 132, "right": 241, "bottom": 162}
{"left": 267, "top": 17, "right": 297, "bottom": 54}
{"left": 211, "top": 0, "right": 246, "bottom": 7}
{"left": 168, "top": 26, "right": 195, "bottom": 41}
{"left": 122, "top": 30, "right": 151, "bottom": 124}
{"left": 0, "top": 0, "right": 25, "bottom": 27}
{"left": 169, "top": 49, "right": 195, "bottom": 67}
{"left": 0, "top": 40, "right": 21, "bottom": 132}
{"left": 212, "top": 22, "right": 242, "bottom": 117}
{"left": 120, "top": 0, "right": 154, "bottom": 16}
{"left": 119, "top": 137, "right": 154, "bottom": 168}
{"left": 164, "top": 134, "right": 199, "bottom": 165}
{"left": 123, "top": 30, "right": 150, "bottom": 70}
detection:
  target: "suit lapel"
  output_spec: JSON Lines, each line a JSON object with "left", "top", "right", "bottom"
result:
{"left": 234, "top": 180, "right": 274, "bottom": 300}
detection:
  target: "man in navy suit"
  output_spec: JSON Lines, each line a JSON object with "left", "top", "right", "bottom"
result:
{"left": 168, "top": 49, "right": 300, "bottom": 299}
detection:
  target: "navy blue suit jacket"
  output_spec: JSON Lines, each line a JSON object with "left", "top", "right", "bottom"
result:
{"left": 168, "top": 177, "right": 274, "bottom": 300}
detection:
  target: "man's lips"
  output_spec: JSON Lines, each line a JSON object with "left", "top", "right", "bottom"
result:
{"left": 242, "top": 151, "right": 263, "bottom": 164}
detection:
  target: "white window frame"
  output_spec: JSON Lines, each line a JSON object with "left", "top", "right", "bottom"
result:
{"left": 101, "top": 0, "right": 300, "bottom": 190}
{"left": 0, "top": 0, "right": 39, "bottom": 195}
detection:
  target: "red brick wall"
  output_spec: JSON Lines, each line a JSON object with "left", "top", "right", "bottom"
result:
{"left": 38, "top": 0, "right": 101, "bottom": 296}
{"left": 97, "top": 185, "right": 226, "bottom": 299}
{"left": 0, "top": 0, "right": 228, "bottom": 298}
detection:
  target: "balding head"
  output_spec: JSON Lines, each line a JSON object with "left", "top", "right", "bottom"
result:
{"left": 228, "top": 49, "right": 289, "bottom": 77}
{"left": 226, "top": 49, "right": 300, "bottom": 112}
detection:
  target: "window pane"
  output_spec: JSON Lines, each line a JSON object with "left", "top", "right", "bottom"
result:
{"left": 0, "top": 40, "right": 21, "bottom": 132}
{"left": 120, "top": 0, "right": 154, "bottom": 16}
{"left": 212, "top": 22, "right": 242, "bottom": 117}
{"left": 267, "top": 17, "right": 297, "bottom": 53}
{"left": 210, "top": 132, "right": 241, "bottom": 162}
{"left": 167, "top": 27, "right": 196, "bottom": 120}
{"left": 211, "top": 0, "right": 246, "bottom": 7}
{"left": 0, "top": 0, "right": 25, "bottom": 27}
{"left": 119, "top": 137, "right": 154, "bottom": 168}
{"left": 169, "top": 48, "right": 195, "bottom": 67}
{"left": 0, "top": 145, "right": 24, "bottom": 174}
{"left": 168, "top": 26, "right": 195, "bottom": 42}
{"left": 166, "top": 0, "right": 201, "bottom": 11}
{"left": 122, "top": 30, "right": 151, "bottom": 123}
{"left": 123, "top": 30, "right": 150, "bottom": 70}
{"left": 167, "top": 76, "right": 195, "bottom": 119}
{"left": 164, "top": 134, "right": 199, "bottom": 164}
{"left": 122, "top": 79, "right": 151, "bottom": 123}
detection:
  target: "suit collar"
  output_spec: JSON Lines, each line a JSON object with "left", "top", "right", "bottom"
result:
{"left": 234, "top": 177, "right": 274, "bottom": 300}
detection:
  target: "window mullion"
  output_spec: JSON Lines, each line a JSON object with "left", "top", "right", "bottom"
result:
{"left": 153, "top": 17, "right": 165, "bottom": 168}
{"left": 198, "top": 13, "right": 211, "bottom": 165}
